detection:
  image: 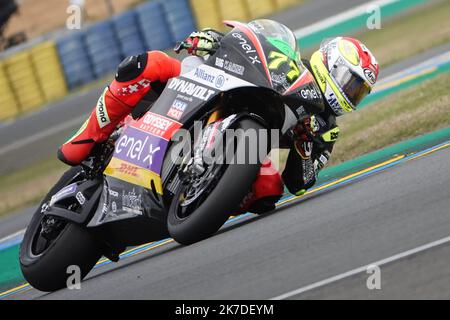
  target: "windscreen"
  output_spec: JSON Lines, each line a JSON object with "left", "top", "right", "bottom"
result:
{"left": 247, "top": 19, "right": 306, "bottom": 92}
{"left": 248, "top": 19, "right": 300, "bottom": 62}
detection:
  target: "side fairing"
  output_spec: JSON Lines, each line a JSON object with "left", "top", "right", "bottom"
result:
{"left": 87, "top": 175, "right": 164, "bottom": 227}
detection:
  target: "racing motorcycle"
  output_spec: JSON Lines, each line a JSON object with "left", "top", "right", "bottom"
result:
{"left": 20, "top": 19, "right": 324, "bottom": 292}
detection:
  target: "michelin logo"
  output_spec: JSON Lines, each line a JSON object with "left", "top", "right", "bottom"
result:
{"left": 96, "top": 88, "right": 111, "bottom": 129}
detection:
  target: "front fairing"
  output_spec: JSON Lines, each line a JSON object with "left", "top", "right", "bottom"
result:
{"left": 214, "top": 21, "right": 324, "bottom": 114}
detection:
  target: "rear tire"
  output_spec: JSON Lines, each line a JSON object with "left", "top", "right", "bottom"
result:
{"left": 20, "top": 167, "right": 103, "bottom": 292}
{"left": 168, "top": 118, "right": 266, "bottom": 245}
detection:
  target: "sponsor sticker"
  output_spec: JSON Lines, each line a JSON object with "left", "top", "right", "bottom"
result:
{"left": 364, "top": 68, "right": 377, "bottom": 84}
{"left": 109, "top": 189, "right": 119, "bottom": 197}
{"left": 300, "top": 88, "right": 320, "bottom": 100}
{"left": 215, "top": 58, "right": 246, "bottom": 76}
{"left": 167, "top": 99, "right": 188, "bottom": 120}
{"left": 96, "top": 88, "right": 111, "bottom": 129}
{"left": 50, "top": 183, "right": 77, "bottom": 206}
{"left": 225, "top": 61, "right": 245, "bottom": 76}
{"left": 76, "top": 192, "right": 86, "bottom": 205}
{"left": 116, "top": 162, "right": 139, "bottom": 177}
{"left": 193, "top": 67, "right": 226, "bottom": 89}
{"left": 122, "top": 189, "right": 143, "bottom": 215}
{"left": 133, "top": 112, "right": 182, "bottom": 140}
{"left": 114, "top": 126, "right": 167, "bottom": 174}
{"left": 168, "top": 78, "right": 216, "bottom": 101}
{"left": 104, "top": 157, "right": 164, "bottom": 193}
{"left": 232, "top": 32, "right": 261, "bottom": 65}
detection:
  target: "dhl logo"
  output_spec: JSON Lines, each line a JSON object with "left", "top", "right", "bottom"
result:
{"left": 104, "top": 157, "right": 164, "bottom": 194}
{"left": 117, "top": 163, "right": 139, "bottom": 177}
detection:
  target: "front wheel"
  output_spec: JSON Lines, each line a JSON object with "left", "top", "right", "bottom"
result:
{"left": 168, "top": 118, "right": 266, "bottom": 245}
{"left": 20, "top": 167, "right": 103, "bottom": 292}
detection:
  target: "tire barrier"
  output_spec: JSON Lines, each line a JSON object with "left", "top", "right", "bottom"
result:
{"left": 274, "top": 0, "right": 301, "bottom": 11}
{"left": 136, "top": 1, "right": 174, "bottom": 51}
{"left": 217, "top": 0, "right": 250, "bottom": 23}
{"left": 190, "top": 0, "right": 222, "bottom": 30}
{"left": 112, "top": 10, "right": 146, "bottom": 57}
{"left": 30, "top": 41, "right": 68, "bottom": 102}
{"left": 85, "top": 21, "right": 122, "bottom": 78}
{"left": 161, "top": 0, "right": 196, "bottom": 42}
{"left": 245, "top": 0, "right": 276, "bottom": 19}
{"left": 0, "top": 61, "right": 20, "bottom": 120}
{"left": 56, "top": 32, "right": 94, "bottom": 89}
{"left": 3, "top": 50, "right": 45, "bottom": 113}
{"left": 189, "top": 0, "right": 302, "bottom": 31}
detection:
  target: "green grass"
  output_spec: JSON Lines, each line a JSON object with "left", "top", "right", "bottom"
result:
{"left": 0, "top": 157, "right": 66, "bottom": 218}
{"left": 356, "top": 0, "right": 450, "bottom": 67}
{"left": 302, "top": 0, "right": 450, "bottom": 68}
{"left": 332, "top": 71, "right": 450, "bottom": 164}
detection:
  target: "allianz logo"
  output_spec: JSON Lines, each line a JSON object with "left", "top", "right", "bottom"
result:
{"left": 194, "top": 68, "right": 216, "bottom": 83}
{"left": 193, "top": 67, "right": 226, "bottom": 89}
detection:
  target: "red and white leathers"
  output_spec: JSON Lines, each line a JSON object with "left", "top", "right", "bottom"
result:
{"left": 58, "top": 51, "right": 181, "bottom": 165}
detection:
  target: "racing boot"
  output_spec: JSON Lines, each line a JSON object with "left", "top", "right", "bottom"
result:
{"left": 57, "top": 87, "right": 133, "bottom": 166}
{"left": 238, "top": 159, "right": 284, "bottom": 215}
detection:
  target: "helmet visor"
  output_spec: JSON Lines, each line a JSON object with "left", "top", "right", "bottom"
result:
{"left": 330, "top": 64, "right": 371, "bottom": 107}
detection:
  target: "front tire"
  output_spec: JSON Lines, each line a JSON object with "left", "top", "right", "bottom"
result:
{"left": 20, "top": 167, "right": 103, "bottom": 292}
{"left": 168, "top": 118, "right": 266, "bottom": 245}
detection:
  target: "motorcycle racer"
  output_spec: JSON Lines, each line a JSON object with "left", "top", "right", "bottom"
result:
{"left": 58, "top": 21, "right": 379, "bottom": 214}
{"left": 282, "top": 36, "right": 379, "bottom": 196}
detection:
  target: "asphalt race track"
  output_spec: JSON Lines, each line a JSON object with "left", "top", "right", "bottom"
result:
{"left": 7, "top": 141, "right": 450, "bottom": 300}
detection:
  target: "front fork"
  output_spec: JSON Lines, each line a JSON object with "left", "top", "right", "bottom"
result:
{"left": 179, "top": 110, "right": 226, "bottom": 183}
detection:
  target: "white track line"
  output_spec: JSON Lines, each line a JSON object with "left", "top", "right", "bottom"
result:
{"left": 270, "top": 235, "right": 450, "bottom": 300}
{"left": 0, "top": 229, "right": 25, "bottom": 244}
{"left": 294, "top": 0, "right": 398, "bottom": 38}
{"left": 0, "top": 115, "right": 85, "bottom": 156}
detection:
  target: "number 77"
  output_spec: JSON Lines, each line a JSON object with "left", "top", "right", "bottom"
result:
{"left": 268, "top": 51, "right": 300, "bottom": 81}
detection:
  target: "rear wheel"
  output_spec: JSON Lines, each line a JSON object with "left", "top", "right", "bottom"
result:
{"left": 168, "top": 118, "right": 267, "bottom": 245}
{"left": 20, "top": 167, "right": 103, "bottom": 292}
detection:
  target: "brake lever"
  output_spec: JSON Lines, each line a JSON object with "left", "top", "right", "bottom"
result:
{"left": 174, "top": 41, "right": 192, "bottom": 54}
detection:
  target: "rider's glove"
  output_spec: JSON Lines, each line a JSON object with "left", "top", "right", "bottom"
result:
{"left": 314, "top": 150, "right": 331, "bottom": 174}
{"left": 182, "top": 30, "right": 220, "bottom": 57}
{"left": 292, "top": 115, "right": 320, "bottom": 143}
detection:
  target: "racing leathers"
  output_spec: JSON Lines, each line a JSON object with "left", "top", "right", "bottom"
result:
{"left": 281, "top": 59, "right": 338, "bottom": 196}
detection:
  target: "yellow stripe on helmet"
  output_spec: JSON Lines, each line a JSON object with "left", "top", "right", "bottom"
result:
{"left": 310, "top": 51, "right": 354, "bottom": 113}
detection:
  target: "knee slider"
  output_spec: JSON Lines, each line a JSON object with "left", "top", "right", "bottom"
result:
{"left": 115, "top": 53, "right": 148, "bottom": 82}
